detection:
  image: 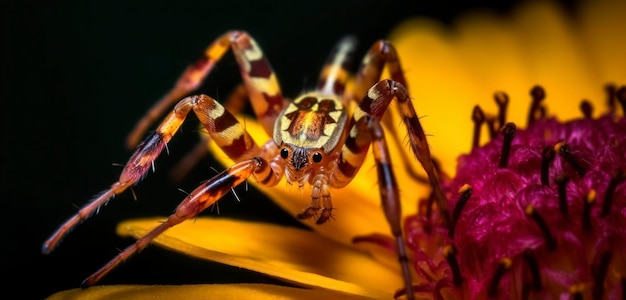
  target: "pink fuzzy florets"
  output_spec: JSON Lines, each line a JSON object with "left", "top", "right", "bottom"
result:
{"left": 406, "top": 86, "right": 626, "bottom": 300}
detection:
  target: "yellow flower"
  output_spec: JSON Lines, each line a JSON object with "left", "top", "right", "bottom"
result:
{"left": 48, "top": 0, "right": 626, "bottom": 299}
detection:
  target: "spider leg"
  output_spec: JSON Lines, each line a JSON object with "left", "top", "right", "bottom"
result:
{"left": 352, "top": 40, "right": 406, "bottom": 100}
{"left": 126, "top": 31, "right": 285, "bottom": 149}
{"left": 333, "top": 79, "right": 447, "bottom": 300}
{"left": 43, "top": 94, "right": 267, "bottom": 254}
{"left": 330, "top": 115, "right": 415, "bottom": 299}
{"left": 316, "top": 35, "right": 358, "bottom": 97}
{"left": 358, "top": 79, "right": 451, "bottom": 229}
{"left": 353, "top": 40, "right": 435, "bottom": 184}
{"left": 363, "top": 117, "right": 415, "bottom": 300}
{"left": 81, "top": 157, "right": 267, "bottom": 287}
{"left": 351, "top": 40, "right": 450, "bottom": 227}
{"left": 169, "top": 84, "right": 249, "bottom": 182}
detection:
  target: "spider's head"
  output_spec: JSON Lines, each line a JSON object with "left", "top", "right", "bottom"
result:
{"left": 272, "top": 93, "right": 348, "bottom": 186}
{"left": 279, "top": 144, "right": 327, "bottom": 187}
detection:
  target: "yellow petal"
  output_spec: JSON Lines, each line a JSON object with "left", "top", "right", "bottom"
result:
{"left": 207, "top": 117, "right": 425, "bottom": 247}
{"left": 453, "top": 11, "right": 532, "bottom": 126}
{"left": 116, "top": 217, "right": 402, "bottom": 299}
{"left": 578, "top": 0, "right": 626, "bottom": 86}
{"left": 46, "top": 283, "right": 369, "bottom": 300}
{"left": 511, "top": 1, "right": 599, "bottom": 118}
{"left": 390, "top": 0, "right": 623, "bottom": 176}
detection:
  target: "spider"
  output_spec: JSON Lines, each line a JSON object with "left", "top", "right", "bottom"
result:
{"left": 43, "top": 31, "right": 450, "bottom": 299}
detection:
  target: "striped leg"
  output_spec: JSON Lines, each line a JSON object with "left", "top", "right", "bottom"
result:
{"left": 316, "top": 36, "right": 358, "bottom": 97}
{"left": 81, "top": 157, "right": 265, "bottom": 287}
{"left": 43, "top": 94, "right": 266, "bottom": 254}
{"left": 366, "top": 117, "right": 415, "bottom": 300}
{"left": 126, "top": 31, "right": 285, "bottom": 149}
{"left": 351, "top": 40, "right": 432, "bottom": 184}
{"left": 352, "top": 40, "right": 407, "bottom": 102}
{"left": 332, "top": 80, "right": 447, "bottom": 300}
{"left": 350, "top": 40, "right": 449, "bottom": 226}
{"left": 169, "top": 84, "right": 250, "bottom": 182}
{"left": 332, "top": 116, "right": 416, "bottom": 300}
{"left": 359, "top": 80, "right": 451, "bottom": 229}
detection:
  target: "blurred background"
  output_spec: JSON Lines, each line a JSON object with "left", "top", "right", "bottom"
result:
{"left": 3, "top": 0, "right": 555, "bottom": 298}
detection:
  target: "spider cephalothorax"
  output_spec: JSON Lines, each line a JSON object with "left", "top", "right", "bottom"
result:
{"left": 274, "top": 93, "right": 347, "bottom": 187}
{"left": 43, "top": 31, "right": 447, "bottom": 300}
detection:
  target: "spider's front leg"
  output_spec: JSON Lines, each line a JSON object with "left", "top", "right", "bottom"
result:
{"left": 42, "top": 93, "right": 274, "bottom": 254}
{"left": 362, "top": 117, "right": 416, "bottom": 300}
{"left": 347, "top": 54, "right": 450, "bottom": 299}
{"left": 352, "top": 40, "right": 451, "bottom": 230}
{"left": 66, "top": 93, "right": 280, "bottom": 286}
{"left": 82, "top": 157, "right": 265, "bottom": 286}
{"left": 331, "top": 109, "right": 418, "bottom": 299}
{"left": 359, "top": 80, "right": 451, "bottom": 228}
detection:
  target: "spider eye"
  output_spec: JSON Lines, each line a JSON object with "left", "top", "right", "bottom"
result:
{"left": 280, "top": 148, "right": 289, "bottom": 159}
{"left": 312, "top": 152, "right": 323, "bottom": 163}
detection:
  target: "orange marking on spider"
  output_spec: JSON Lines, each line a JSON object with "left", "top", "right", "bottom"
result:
{"left": 44, "top": 30, "right": 449, "bottom": 300}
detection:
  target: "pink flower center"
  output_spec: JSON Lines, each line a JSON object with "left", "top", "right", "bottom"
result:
{"left": 405, "top": 85, "right": 626, "bottom": 299}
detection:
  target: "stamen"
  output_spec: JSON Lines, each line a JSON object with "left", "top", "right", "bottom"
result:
{"left": 499, "top": 123, "right": 516, "bottom": 168}
{"left": 443, "top": 244, "right": 463, "bottom": 286}
{"left": 450, "top": 184, "right": 472, "bottom": 238}
{"left": 569, "top": 284, "right": 585, "bottom": 300}
{"left": 541, "top": 146, "right": 555, "bottom": 186}
{"left": 525, "top": 205, "right": 557, "bottom": 251}
{"left": 605, "top": 84, "right": 616, "bottom": 113}
{"left": 554, "top": 142, "right": 586, "bottom": 177}
{"left": 555, "top": 175, "right": 570, "bottom": 215}
{"left": 591, "top": 251, "right": 612, "bottom": 299}
{"left": 487, "top": 258, "right": 512, "bottom": 297}
{"left": 528, "top": 85, "right": 546, "bottom": 126}
{"left": 486, "top": 116, "right": 498, "bottom": 139}
{"left": 601, "top": 169, "right": 625, "bottom": 218}
{"left": 425, "top": 191, "right": 435, "bottom": 230}
{"left": 523, "top": 250, "right": 542, "bottom": 291}
{"left": 494, "top": 92, "right": 509, "bottom": 131}
{"left": 472, "top": 105, "right": 485, "bottom": 150}
{"left": 583, "top": 189, "right": 596, "bottom": 231}
{"left": 537, "top": 106, "right": 547, "bottom": 120}
{"left": 616, "top": 85, "right": 626, "bottom": 116}
{"left": 579, "top": 100, "right": 593, "bottom": 119}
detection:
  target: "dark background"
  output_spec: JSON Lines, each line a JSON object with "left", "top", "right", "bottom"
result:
{"left": 2, "top": 0, "right": 543, "bottom": 298}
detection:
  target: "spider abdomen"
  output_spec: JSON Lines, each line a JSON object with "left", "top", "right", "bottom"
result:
{"left": 273, "top": 93, "right": 347, "bottom": 152}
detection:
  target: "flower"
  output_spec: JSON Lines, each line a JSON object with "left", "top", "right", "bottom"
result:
{"left": 48, "top": 0, "right": 626, "bottom": 299}
{"left": 404, "top": 85, "right": 626, "bottom": 299}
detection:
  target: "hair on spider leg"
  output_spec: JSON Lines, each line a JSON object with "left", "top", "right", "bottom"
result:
{"left": 208, "top": 165, "right": 224, "bottom": 175}
{"left": 230, "top": 186, "right": 241, "bottom": 202}
{"left": 176, "top": 188, "right": 190, "bottom": 196}
{"left": 164, "top": 140, "right": 171, "bottom": 156}
{"left": 129, "top": 186, "right": 138, "bottom": 201}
